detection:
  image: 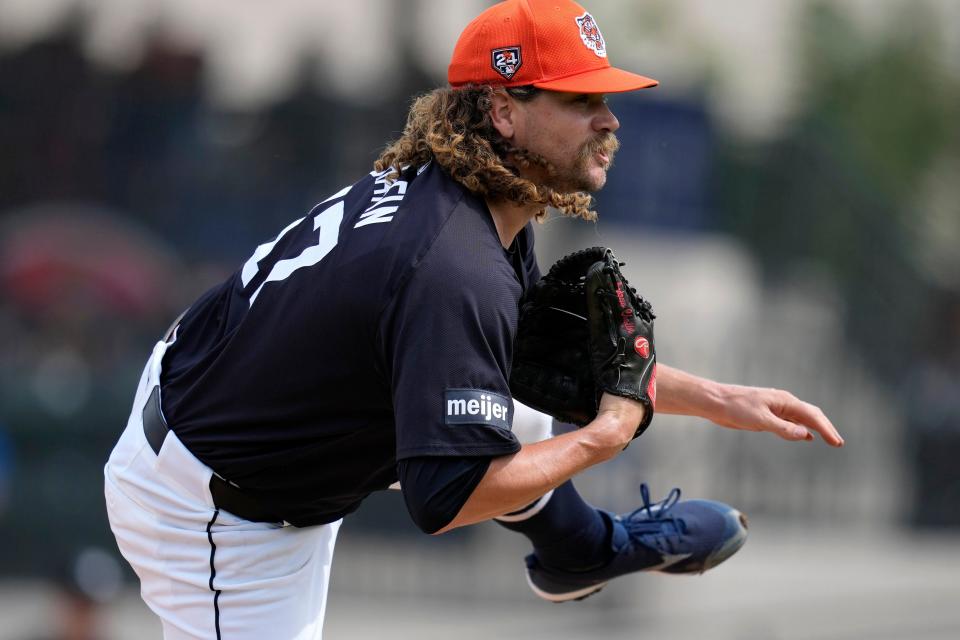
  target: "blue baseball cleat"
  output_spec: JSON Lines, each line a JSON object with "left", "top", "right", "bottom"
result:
{"left": 525, "top": 484, "right": 749, "bottom": 602}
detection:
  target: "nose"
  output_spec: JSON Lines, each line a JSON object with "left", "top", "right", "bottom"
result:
{"left": 594, "top": 102, "right": 620, "bottom": 134}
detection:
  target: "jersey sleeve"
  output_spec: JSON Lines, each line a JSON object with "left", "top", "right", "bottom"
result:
{"left": 397, "top": 455, "right": 491, "bottom": 534}
{"left": 380, "top": 238, "right": 522, "bottom": 461}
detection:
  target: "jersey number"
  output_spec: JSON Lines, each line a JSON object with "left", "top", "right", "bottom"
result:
{"left": 241, "top": 188, "right": 348, "bottom": 307}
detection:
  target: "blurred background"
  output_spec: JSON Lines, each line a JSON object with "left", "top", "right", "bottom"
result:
{"left": 0, "top": 0, "right": 958, "bottom": 638}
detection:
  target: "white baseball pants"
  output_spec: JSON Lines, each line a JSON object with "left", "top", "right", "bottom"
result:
{"left": 105, "top": 340, "right": 555, "bottom": 639}
{"left": 104, "top": 340, "right": 341, "bottom": 640}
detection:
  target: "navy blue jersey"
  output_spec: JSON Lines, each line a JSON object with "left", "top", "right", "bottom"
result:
{"left": 159, "top": 162, "right": 540, "bottom": 525}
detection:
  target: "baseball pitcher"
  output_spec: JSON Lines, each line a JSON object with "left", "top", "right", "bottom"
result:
{"left": 104, "top": 1, "right": 843, "bottom": 638}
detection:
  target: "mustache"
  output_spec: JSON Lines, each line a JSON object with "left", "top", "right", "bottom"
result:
{"left": 578, "top": 133, "right": 620, "bottom": 164}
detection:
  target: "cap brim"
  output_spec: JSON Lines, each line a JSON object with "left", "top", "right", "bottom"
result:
{"left": 533, "top": 66, "right": 658, "bottom": 94}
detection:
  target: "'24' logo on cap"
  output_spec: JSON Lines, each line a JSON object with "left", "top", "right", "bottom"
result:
{"left": 491, "top": 46, "right": 522, "bottom": 80}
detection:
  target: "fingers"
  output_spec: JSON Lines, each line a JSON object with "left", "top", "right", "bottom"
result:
{"left": 774, "top": 392, "right": 845, "bottom": 447}
{"left": 766, "top": 415, "right": 814, "bottom": 442}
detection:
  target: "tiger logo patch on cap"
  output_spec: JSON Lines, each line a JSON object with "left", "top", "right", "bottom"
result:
{"left": 575, "top": 12, "right": 606, "bottom": 58}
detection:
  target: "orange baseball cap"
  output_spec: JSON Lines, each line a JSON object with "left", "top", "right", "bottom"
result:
{"left": 448, "top": 0, "right": 658, "bottom": 94}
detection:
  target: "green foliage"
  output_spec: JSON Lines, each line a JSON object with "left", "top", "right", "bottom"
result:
{"left": 714, "top": 1, "right": 960, "bottom": 381}
{"left": 797, "top": 2, "right": 956, "bottom": 201}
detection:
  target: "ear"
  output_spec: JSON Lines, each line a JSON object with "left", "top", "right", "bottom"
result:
{"left": 488, "top": 90, "right": 518, "bottom": 140}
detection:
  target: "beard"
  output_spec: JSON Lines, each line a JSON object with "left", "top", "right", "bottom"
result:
{"left": 500, "top": 132, "right": 620, "bottom": 199}
{"left": 550, "top": 132, "right": 620, "bottom": 194}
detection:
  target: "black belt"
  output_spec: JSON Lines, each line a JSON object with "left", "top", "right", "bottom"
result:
{"left": 142, "top": 387, "right": 285, "bottom": 524}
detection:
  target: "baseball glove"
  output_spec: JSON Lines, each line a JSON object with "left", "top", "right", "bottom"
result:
{"left": 585, "top": 248, "right": 657, "bottom": 439}
{"left": 510, "top": 247, "right": 657, "bottom": 439}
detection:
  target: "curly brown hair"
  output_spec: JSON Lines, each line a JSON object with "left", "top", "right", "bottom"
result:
{"left": 374, "top": 85, "right": 596, "bottom": 221}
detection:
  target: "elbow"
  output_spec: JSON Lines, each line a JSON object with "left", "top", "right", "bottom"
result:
{"left": 397, "top": 455, "right": 491, "bottom": 535}
{"left": 430, "top": 511, "right": 470, "bottom": 535}
{"left": 430, "top": 522, "right": 456, "bottom": 536}
{"left": 404, "top": 493, "right": 456, "bottom": 535}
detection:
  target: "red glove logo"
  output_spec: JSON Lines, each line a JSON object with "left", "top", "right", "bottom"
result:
{"left": 634, "top": 336, "right": 650, "bottom": 358}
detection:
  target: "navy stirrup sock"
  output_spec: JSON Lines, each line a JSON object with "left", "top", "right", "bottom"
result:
{"left": 496, "top": 480, "right": 613, "bottom": 571}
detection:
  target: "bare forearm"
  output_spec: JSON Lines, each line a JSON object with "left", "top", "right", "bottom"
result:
{"left": 655, "top": 363, "right": 844, "bottom": 446}
{"left": 436, "top": 397, "right": 643, "bottom": 533}
{"left": 655, "top": 363, "right": 724, "bottom": 418}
